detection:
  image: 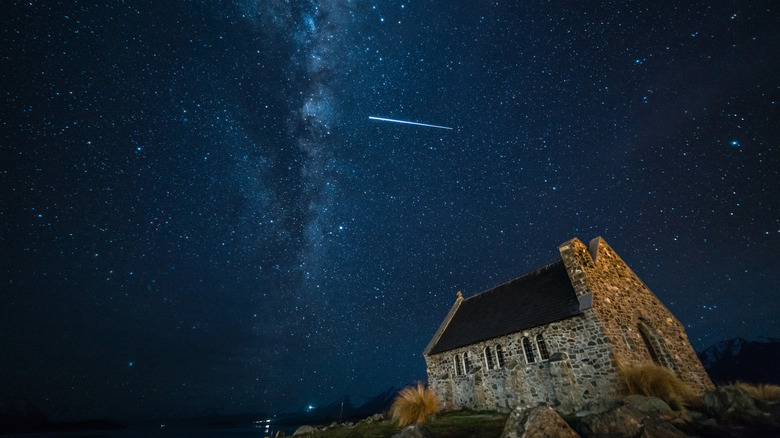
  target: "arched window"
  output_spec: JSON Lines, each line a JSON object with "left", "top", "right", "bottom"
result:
{"left": 463, "top": 353, "right": 471, "bottom": 374}
{"left": 536, "top": 334, "right": 550, "bottom": 361}
{"left": 453, "top": 354, "right": 460, "bottom": 376}
{"left": 637, "top": 320, "right": 679, "bottom": 372}
{"left": 495, "top": 345, "right": 505, "bottom": 368}
{"left": 638, "top": 326, "right": 661, "bottom": 365}
{"left": 484, "top": 346, "right": 495, "bottom": 370}
{"left": 522, "top": 337, "right": 536, "bottom": 363}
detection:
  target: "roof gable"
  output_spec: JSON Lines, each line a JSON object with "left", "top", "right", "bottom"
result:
{"left": 426, "top": 259, "right": 581, "bottom": 355}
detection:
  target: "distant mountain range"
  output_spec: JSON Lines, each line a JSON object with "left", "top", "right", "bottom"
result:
{"left": 697, "top": 336, "right": 780, "bottom": 385}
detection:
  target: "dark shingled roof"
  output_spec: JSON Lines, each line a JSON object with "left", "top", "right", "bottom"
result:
{"left": 427, "top": 259, "right": 581, "bottom": 355}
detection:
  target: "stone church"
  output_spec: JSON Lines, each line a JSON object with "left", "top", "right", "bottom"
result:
{"left": 423, "top": 237, "right": 714, "bottom": 412}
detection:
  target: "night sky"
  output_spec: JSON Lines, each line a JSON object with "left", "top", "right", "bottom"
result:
{"left": 2, "top": 0, "right": 778, "bottom": 422}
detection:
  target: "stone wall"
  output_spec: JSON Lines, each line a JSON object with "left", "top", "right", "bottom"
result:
{"left": 425, "top": 310, "right": 620, "bottom": 413}
{"left": 558, "top": 237, "right": 714, "bottom": 392}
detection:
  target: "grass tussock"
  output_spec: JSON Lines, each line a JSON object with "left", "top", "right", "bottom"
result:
{"left": 733, "top": 382, "right": 780, "bottom": 404}
{"left": 619, "top": 362, "right": 700, "bottom": 410}
{"left": 390, "top": 383, "right": 441, "bottom": 426}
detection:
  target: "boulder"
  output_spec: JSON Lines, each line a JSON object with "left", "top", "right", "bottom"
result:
{"left": 293, "top": 425, "right": 316, "bottom": 435}
{"left": 659, "top": 409, "right": 692, "bottom": 429}
{"left": 638, "top": 417, "right": 687, "bottom": 438}
{"left": 579, "top": 405, "right": 644, "bottom": 438}
{"left": 360, "top": 413, "right": 384, "bottom": 424}
{"left": 704, "top": 386, "right": 766, "bottom": 423}
{"left": 500, "top": 405, "right": 580, "bottom": 438}
{"left": 391, "top": 425, "right": 432, "bottom": 438}
{"left": 623, "top": 395, "right": 672, "bottom": 417}
{"left": 574, "top": 399, "right": 622, "bottom": 418}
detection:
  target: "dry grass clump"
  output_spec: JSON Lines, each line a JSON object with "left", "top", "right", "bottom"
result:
{"left": 390, "top": 383, "right": 441, "bottom": 426}
{"left": 619, "top": 362, "right": 700, "bottom": 410}
{"left": 733, "top": 382, "right": 780, "bottom": 404}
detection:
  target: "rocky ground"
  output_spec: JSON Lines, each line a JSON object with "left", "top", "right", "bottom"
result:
{"left": 293, "top": 385, "right": 780, "bottom": 438}
{"left": 507, "top": 387, "right": 780, "bottom": 438}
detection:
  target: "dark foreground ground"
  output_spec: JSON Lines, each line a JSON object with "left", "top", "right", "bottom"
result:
{"left": 3, "top": 403, "right": 779, "bottom": 438}
{"left": 294, "top": 398, "right": 780, "bottom": 438}
{"left": 295, "top": 410, "right": 508, "bottom": 438}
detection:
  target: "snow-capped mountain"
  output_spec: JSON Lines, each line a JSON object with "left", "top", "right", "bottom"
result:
{"left": 697, "top": 337, "right": 780, "bottom": 385}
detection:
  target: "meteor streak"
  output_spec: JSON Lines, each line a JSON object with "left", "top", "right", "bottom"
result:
{"left": 369, "top": 116, "right": 453, "bottom": 130}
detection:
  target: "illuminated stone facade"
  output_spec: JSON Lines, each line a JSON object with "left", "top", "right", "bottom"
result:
{"left": 423, "top": 237, "right": 713, "bottom": 413}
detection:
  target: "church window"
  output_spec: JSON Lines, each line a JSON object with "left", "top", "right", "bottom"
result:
{"left": 536, "top": 334, "right": 550, "bottom": 361}
{"left": 522, "top": 337, "right": 536, "bottom": 363}
{"left": 453, "top": 354, "right": 460, "bottom": 376}
{"left": 463, "top": 353, "right": 471, "bottom": 374}
{"left": 495, "top": 345, "right": 505, "bottom": 368}
{"left": 638, "top": 324, "right": 661, "bottom": 365}
{"left": 484, "top": 346, "right": 495, "bottom": 370}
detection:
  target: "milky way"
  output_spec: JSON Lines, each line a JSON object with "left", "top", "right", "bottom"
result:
{"left": 1, "top": 0, "right": 778, "bottom": 421}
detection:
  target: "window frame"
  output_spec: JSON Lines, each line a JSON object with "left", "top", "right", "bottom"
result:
{"left": 522, "top": 337, "right": 536, "bottom": 363}
{"left": 495, "top": 344, "right": 505, "bottom": 368}
{"left": 484, "top": 346, "right": 495, "bottom": 370}
{"left": 536, "top": 334, "right": 550, "bottom": 361}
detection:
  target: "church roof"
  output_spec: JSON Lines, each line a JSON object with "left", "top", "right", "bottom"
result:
{"left": 426, "top": 259, "right": 581, "bottom": 355}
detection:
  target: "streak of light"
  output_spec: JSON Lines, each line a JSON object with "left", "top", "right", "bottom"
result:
{"left": 369, "top": 116, "right": 453, "bottom": 130}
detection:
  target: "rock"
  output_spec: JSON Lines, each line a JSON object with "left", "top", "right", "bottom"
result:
{"left": 659, "top": 409, "right": 692, "bottom": 428}
{"left": 704, "top": 386, "right": 766, "bottom": 423}
{"left": 574, "top": 399, "right": 622, "bottom": 417}
{"left": 623, "top": 395, "right": 672, "bottom": 417}
{"left": 359, "top": 414, "right": 383, "bottom": 425}
{"left": 293, "top": 425, "right": 316, "bottom": 435}
{"left": 686, "top": 410, "right": 704, "bottom": 421}
{"left": 391, "top": 424, "right": 431, "bottom": 438}
{"left": 500, "top": 405, "right": 580, "bottom": 438}
{"left": 579, "top": 405, "right": 644, "bottom": 438}
{"left": 579, "top": 401, "right": 688, "bottom": 438}
{"left": 638, "top": 417, "right": 687, "bottom": 438}
{"left": 700, "top": 417, "right": 718, "bottom": 427}
{"left": 549, "top": 352, "right": 567, "bottom": 361}
{"left": 677, "top": 417, "right": 724, "bottom": 438}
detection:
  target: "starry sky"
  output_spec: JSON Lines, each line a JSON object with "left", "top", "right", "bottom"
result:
{"left": 2, "top": 0, "right": 778, "bottom": 422}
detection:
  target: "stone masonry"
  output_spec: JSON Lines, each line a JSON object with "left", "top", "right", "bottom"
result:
{"left": 423, "top": 237, "right": 714, "bottom": 414}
